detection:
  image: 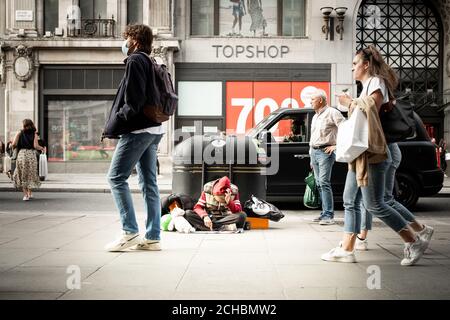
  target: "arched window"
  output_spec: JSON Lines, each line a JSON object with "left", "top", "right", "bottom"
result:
{"left": 356, "top": 0, "right": 442, "bottom": 97}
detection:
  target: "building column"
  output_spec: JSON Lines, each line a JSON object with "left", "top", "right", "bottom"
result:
{"left": 5, "top": 0, "right": 38, "bottom": 37}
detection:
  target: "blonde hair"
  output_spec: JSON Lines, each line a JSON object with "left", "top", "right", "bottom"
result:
{"left": 357, "top": 45, "right": 399, "bottom": 99}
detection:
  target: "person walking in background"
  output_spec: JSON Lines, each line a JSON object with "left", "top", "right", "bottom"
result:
{"left": 103, "top": 24, "right": 164, "bottom": 252}
{"left": 439, "top": 138, "right": 447, "bottom": 176}
{"left": 11, "top": 119, "right": 46, "bottom": 201}
{"left": 0, "top": 139, "right": 4, "bottom": 173}
{"left": 322, "top": 45, "right": 433, "bottom": 266}
{"left": 309, "top": 89, "right": 345, "bottom": 225}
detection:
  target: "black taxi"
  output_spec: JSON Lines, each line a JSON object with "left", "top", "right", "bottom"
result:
{"left": 247, "top": 107, "right": 444, "bottom": 209}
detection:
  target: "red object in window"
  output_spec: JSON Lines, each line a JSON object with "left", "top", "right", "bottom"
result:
{"left": 225, "top": 81, "right": 331, "bottom": 135}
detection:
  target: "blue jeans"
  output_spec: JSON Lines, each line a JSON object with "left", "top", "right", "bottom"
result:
{"left": 310, "top": 148, "right": 335, "bottom": 219}
{"left": 343, "top": 147, "right": 409, "bottom": 234}
{"left": 360, "top": 143, "right": 416, "bottom": 231}
{"left": 107, "top": 132, "right": 163, "bottom": 240}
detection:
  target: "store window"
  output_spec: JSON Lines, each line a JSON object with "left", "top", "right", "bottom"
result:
{"left": 46, "top": 100, "right": 116, "bottom": 162}
{"left": 127, "top": 0, "right": 143, "bottom": 24}
{"left": 44, "top": 0, "right": 59, "bottom": 34}
{"left": 191, "top": 0, "right": 306, "bottom": 36}
{"left": 282, "top": 0, "right": 305, "bottom": 36}
{"left": 178, "top": 81, "right": 223, "bottom": 116}
{"left": 80, "top": 0, "right": 107, "bottom": 19}
{"left": 191, "top": 0, "right": 215, "bottom": 36}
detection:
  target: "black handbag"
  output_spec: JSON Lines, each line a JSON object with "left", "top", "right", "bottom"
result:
{"left": 379, "top": 99, "right": 416, "bottom": 143}
{"left": 365, "top": 78, "right": 416, "bottom": 143}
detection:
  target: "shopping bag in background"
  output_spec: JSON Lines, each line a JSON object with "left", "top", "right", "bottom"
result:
{"left": 303, "top": 171, "right": 321, "bottom": 209}
{"left": 39, "top": 153, "right": 48, "bottom": 181}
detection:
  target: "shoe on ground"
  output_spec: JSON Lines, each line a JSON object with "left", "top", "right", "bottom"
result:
{"left": 132, "top": 238, "right": 161, "bottom": 251}
{"left": 312, "top": 215, "right": 322, "bottom": 222}
{"left": 355, "top": 238, "right": 369, "bottom": 251}
{"left": 23, "top": 195, "right": 30, "bottom": 201}
{"left": 418, "top": 225, "right": 434, "bottom": 243}
{"left": 104, "top": 231, "right": 140, "bottom": 252}
{"left": 401, "top": 237, "right": 428, "bottom": 266}
{"left": 321, "top": 246, "right": 356, "bottom": 263}
{"left": 221, "top": 223, "right": 237, "bottom": 232}
{"left": 319, "top": 218, "right": 335, "bottom": 225}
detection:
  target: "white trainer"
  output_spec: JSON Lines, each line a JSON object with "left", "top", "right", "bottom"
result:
{"left": 355, "top": 238, "right": 369, "bottom": 251}
{"left": 401, "top": 237, "right": 428, "bottom": 266}
{"left": 321, "top": 246, "right": 356, "bottom": 263}
{"left": 132, "top": 238, "right": 161, "bottom": 251}
{"left": 419, "top": 225, "right": 434, "bottom": 243}
{"left": 319, "top": 218, "right": 335, "bottom": 225}
{"left": 104, "top": 231, "right": 140, "bottom": 252}
{"left": 221, "top": 223, "right": 238, "bottom": 232}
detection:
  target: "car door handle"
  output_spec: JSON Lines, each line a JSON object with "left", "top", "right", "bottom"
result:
{"left": 294, "top": 154, "right": 310, "bottom": 159}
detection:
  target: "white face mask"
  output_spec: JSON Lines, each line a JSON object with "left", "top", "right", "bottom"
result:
{"left": 121, "top": 40, "right": 129, "bottom": 56}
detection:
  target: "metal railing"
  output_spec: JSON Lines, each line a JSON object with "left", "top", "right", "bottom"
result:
{"left": 399, "top": 89, "right": 450, "bottom": 113}
{"left": 66, "top": 15, "right": 115, "bottom": 38}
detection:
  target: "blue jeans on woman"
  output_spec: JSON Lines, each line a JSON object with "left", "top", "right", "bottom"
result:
{"left": 310, "top": 148, "right": 335, "bottom": 219}
{"left": 343, "top": 146, "right": 409, "bottom": 234}
{"left": 359, "top": 143, "right": 416, "bottom": 231}
{"left": 107, "top": 132, "right": 163, "bottom": 241}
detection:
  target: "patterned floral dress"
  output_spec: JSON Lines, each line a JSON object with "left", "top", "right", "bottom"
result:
{"left": 13, "top": 131, "right": 41, "bottom": 189}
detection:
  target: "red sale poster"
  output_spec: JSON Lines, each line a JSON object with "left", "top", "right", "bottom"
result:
{"left": 226, "top": 81, "right": 330, "bottom": 137}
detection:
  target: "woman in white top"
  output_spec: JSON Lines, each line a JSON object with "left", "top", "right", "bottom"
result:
{"left": 322, "top": 45, "right": 433, "bottom": 266}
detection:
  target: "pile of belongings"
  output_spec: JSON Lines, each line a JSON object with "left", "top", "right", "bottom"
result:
{"left": 160, "top": 193, "right": 196, "bottom": 233}
{"left": 243, "top": 195, "right": 285, "bottom": 222}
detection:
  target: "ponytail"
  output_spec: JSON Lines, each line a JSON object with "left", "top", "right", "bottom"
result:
{"left": 357, "top": 45, "right": 399, "bottom": 99}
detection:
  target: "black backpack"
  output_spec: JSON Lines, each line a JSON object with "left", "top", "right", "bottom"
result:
{"left": 140, "top": 53, "right": 178, "bottom": 123}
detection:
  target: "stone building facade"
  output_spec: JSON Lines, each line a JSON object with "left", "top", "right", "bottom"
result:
{"left": 1, "top": 0, "right": 449, "bottom": 173}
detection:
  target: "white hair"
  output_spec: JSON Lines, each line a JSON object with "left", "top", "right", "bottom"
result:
{"left": 311, "top": 89, "right": 328, "bottom": 104}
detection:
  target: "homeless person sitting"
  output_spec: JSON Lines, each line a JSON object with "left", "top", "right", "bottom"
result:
{"left": 185, "top": 176, "right": 247, "bottom": 231}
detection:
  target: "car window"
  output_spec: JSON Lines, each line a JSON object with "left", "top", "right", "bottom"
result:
{"left": 266, "top": 114, "right": 309, "bottom": 143}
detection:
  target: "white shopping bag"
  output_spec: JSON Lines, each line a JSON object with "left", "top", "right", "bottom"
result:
{"left": 39, "top": 153, "right": 48, "bottom": 180}
{"left": 3, "top": 155, "right": 11, "bottom": 173}
{"left": 336, "top": 107, "right": 369, "bottom": 163}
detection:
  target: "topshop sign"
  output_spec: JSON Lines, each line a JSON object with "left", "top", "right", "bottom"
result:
{"left": 212, "top": 45, "right": 290, "bottom": 59}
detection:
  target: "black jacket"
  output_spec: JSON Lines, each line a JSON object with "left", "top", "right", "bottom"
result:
{"left": 102, "top": 51, "right": 160, "bottom": 139}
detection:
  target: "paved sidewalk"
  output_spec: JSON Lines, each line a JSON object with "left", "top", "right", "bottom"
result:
{"left": 0, "top": 159, "right": 173, "bottom": 194}
{"left": 1, "top": 161, "right": 449, "bottom": 196}
{"left": 0, "top": 210, "right": 449, "bottom": 300}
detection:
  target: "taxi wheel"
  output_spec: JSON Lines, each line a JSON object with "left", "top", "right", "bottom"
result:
{"left": 395, "top": 173, "right": 419, "bottom": 209}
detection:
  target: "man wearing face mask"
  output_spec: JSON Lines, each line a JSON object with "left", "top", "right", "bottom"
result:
{"left": 103, "top": 24, "right": 165, "bottom": 252}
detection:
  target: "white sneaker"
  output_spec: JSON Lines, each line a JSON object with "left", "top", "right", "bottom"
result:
{"left": 221, "top": 223, "right": 237, "bottom": 232}
{"left": 418, "top": 225, "right": 434, "bottom": 243}
{"left": 132, "top": 238, "right": 161, "bottom": 251}
{"left": 401, "top": 237, "right": 428, "bottom": 266}
{"left": 355, "top": 238, "right": 369, "bottom": 251}
{"left": 319, "top": 218, "right": 335, "bottom": 225}
{"left": 321, "top": 246, "right": 356, "bottom": 263}
{"left": 23, "top": 196, "right": 30, "bottom": 201}
{"left": 104, "top": 231, "right": 140, "bottom": 252}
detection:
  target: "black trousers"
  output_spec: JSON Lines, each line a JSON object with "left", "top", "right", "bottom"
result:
{"left": 185, "top": 210, "right": 246, "bottom": 231}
